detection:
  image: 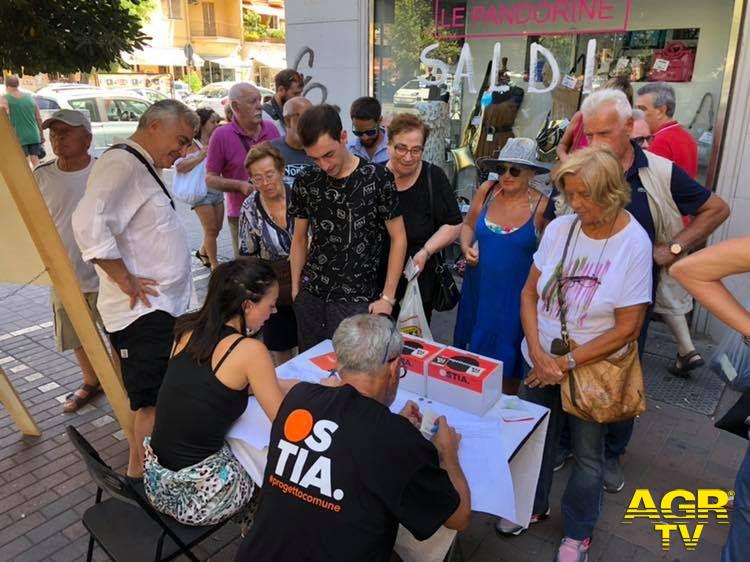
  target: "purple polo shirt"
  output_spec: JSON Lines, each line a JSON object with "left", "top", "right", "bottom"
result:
{"left": 205, "top": 117, "right": 280, "bottom": 217}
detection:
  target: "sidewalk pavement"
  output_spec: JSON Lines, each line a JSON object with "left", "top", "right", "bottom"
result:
{"left": 0, "top": 197, "right": 744, "bottom": 561}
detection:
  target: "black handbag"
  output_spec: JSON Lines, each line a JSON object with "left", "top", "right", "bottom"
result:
{"left": 425, "top": 163, "right": 461, "bottom": 312}
{"left": 715, "top": 392, "right": 750, "bottom": 440}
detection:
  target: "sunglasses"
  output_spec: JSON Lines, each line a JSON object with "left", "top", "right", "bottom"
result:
{"left": 496, "top": 164, "right": 524, "bottom": 177}
{"left": 633, "top": 135, "right": 653, "bottom": 147}
{"left": 352, "top": 127, "right": 380, "bottom": 137}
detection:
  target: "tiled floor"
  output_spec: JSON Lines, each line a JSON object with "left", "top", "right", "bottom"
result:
{"left": 0, "top": 195, "right": 745, "bottom": 561}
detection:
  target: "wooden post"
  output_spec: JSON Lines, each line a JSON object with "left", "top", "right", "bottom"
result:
{"left": 0, "top": 366, "right": 40, "bottom": 436}
{"left": 0, "top": 109, "right": 133, "bottom": 436}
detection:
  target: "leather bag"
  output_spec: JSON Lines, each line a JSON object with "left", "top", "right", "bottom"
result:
{"left": 648, "top": 41, "right": 696, "bottom": 82}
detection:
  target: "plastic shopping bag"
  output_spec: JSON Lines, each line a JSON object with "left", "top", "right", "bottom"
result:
{"left": 710, "top": 319, "right": 750, "bottom": 392}
{"left": 172, "top": 157, "right": 208, "bottom": 205}
{"left": 397, "top": 259, "right": 433, "bottom": 340}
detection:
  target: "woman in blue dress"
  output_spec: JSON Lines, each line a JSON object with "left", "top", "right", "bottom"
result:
{"left": 454, "top": 138, "right": 550, "bottom": 395}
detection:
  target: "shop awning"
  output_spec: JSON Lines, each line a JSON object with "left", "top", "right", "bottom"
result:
{"left": 201, "top": 54, "right": 253, "bottom": 69}
{"left": 244, "top": 4, "right": 284, "bottom": 18}
{"left": 121, "top": 47, "right": 203, "bottom": 68}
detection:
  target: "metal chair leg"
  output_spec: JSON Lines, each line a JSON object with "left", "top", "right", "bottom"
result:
{"left": 86, "top": 535, "right": 95, "bottom": 562}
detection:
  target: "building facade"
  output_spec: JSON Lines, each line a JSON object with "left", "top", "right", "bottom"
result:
{"left": 285, "top": 0, "right": 748, "bottom": 341}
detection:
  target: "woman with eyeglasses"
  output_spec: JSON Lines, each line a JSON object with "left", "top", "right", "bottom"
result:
{"left": 238, "top": 142, "right": 297, "bottom": 365}
{"left": 385, "top": 113, "right": 463, "bottom": 324}
{"left": 498, "top": 147, "right": 652, "bottom": 562}
{"left": 454, "top": 138, "right": 550, "bottom": 395}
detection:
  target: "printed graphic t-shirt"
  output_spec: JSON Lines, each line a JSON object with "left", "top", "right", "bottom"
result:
{"left": 521, "top": 212, "right": 653, "bottom": 364}
{"left": 235, "top": 383, "right": 460, "bottom": 562}
{"left": 269, "top": 137, "right": 313, "bottom": 188}
{"left": 289, "top": 159, "right": 400, "bottom": 302}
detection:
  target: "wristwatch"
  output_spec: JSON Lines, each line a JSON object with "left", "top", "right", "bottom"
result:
{"left": 565, "top": 352, "right": 577, "bottom": 370}
{"left": 669, "top": 241, "right": 685, "bottom": 257}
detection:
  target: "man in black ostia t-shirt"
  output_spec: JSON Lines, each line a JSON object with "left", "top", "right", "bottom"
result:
{"left": 289, "top": 104, "right": 407, "bottom": 351}
{"left": 235, "top": 314, "right": 471, "bottom": 562}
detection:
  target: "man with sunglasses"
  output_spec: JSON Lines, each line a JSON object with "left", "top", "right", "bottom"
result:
{"left": 290, "top": 104, "right": 407, "bottom": 351}
{"left": 235, "top": 314, "right": 471, "bottom": 562}
{"left": 631, "top": 109, "right": 653, "bottom": 150}
{"left": 347, "top": 96, "right": 390, "bottom": 164}
{"left": 263, "top": 69, "right": 304, "bottom": 136}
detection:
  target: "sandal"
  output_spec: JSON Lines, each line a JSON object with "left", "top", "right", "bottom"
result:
{"left": 668, "top": 350, "right": 705, "bottom": 378}
{"left": 195, "top": 250, "right": 211, "bottom": 268}
{"left": 63, "top": 383, "right": 102, "bottom": 413}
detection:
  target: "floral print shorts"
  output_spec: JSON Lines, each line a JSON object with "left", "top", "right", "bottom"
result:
{"left": 144, "top": 438, "right": 258, "bottom": 528}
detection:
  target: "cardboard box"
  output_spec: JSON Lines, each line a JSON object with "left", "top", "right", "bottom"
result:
{"left": 427, "top": 346, "right": 503, "bottom": 415}
{"left": 399, "top": 335, "right": 445, "bottom": 396}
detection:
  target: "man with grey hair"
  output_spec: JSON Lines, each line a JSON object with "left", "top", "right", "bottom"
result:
{"left": 237, "top": 313, "right": 471, "bottom": 561}
{"left": 206, "top": 82, "right": 280, "bottom": 257}
{"left": 636, "top": 82, "right": 698, "bottom": 178}
{"left": 270, "top": 95, "right": 313, "bottom": 187}
{"left": 542, "top": 88, "right": 728, "bottom": 496}
{"left": 72, "top": 99, "right": 197, "bottom": 478}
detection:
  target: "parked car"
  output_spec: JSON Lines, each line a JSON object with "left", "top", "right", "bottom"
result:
{"left": 33, "top": 88, "right": 152, "bottom": 159}
{"left": 173, "top": 80, "right": 192, "bottom": 101}
{"left": 392, "top": 79, "right": 448, "bottom": 107}
{"left": 126, "top": 88, "right": 170, "bottom": 103}
{"left": 184, "top": 81, "right": 274, "bottom": 115}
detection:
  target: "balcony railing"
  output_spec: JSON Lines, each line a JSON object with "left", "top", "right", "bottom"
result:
{"left": 190, "top": 20, "right": 242, "bottom": 39}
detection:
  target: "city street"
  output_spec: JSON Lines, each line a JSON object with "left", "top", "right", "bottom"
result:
{"left": 0, "top": 172, "right": 744, "bottom": 561}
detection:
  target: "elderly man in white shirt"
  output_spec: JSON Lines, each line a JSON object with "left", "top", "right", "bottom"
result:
{"left": 34, "top": 110, "right": 103, "bottom": 414}
{"left": 73, "top": 100, "right": 198, "bottom": 478}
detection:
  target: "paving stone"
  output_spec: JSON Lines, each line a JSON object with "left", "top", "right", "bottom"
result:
{"left": 13, "top": 531, "right": 70, "bottom": 562}
{"left": 23, "top": 373, "right": 43, "bottom": 382}
{"left": 0, "top": 536, "right": 32, "bottom": 561}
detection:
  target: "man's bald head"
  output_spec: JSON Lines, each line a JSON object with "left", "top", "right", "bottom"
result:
{"left": 283, "top": 96, "right": 313, "bottom": 148}
{"left": 283, "top": 96, "right": 312, "bottom": 117}
{"left": 229, "top": 82, "right": 263, "bottom": 131}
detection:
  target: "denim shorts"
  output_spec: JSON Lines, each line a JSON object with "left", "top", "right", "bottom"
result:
{"left": 192, "top": 189, "right": 224, "bottom": 209}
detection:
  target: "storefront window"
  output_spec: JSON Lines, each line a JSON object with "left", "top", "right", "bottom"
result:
{"left": 372, "top": 0, "right": 740, "bottom": 185}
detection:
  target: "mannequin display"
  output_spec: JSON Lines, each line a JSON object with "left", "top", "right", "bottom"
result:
{"left": 474, "top": 58, "right": 525, "bottom": 160}
{"left": 417, "top": 95, "right": 451, "bottom": 175}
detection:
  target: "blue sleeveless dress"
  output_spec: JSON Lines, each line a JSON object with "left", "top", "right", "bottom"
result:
{"left": 453, "top": 191, "right": 541, "bottom": 380}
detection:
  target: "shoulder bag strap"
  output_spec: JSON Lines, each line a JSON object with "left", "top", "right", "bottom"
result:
{"left": 108, "top": 144, "right": 175, "bottom": 210}
{"left": 425, "top": 161, "right": 436, "bottom": 232}
{"left": 556, "top": 218, "right": 579, "bottom": 345}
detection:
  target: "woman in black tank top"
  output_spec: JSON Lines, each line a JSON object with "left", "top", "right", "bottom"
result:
{"left": 145, "top": 258, "right": 296, "bottom": 528}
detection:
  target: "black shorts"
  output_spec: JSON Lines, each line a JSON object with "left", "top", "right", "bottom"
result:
{"left": 261, "top": 304, "right": 298, "bottom": 352}
{"left": 109, "top": 310, "right": 176, "bottom": 411}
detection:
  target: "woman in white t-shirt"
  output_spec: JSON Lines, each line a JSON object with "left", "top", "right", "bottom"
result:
{"left": 500, "top": 148, "right": 653, "bottom": 562}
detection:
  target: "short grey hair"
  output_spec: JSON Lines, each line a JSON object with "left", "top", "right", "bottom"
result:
{"left": 637, "top": 82, "right": 676, "bottom": 117}
{"left": 581, "top": 88, "right": 632, "bottom": 124}
{"left": 332, "top": 314, "right": 403, "bottom": 375}
{"left": 229, "top": 82, "right": 259, "bottom": 102}
{"left": 137, "top": 99, "right": 199, "bottom": 131}
{"left": 632, "top": 108, "right": 646, "bottom": 121}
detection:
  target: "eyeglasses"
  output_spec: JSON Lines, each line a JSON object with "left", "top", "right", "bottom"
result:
{"left": 558, "top": 275, "right": 601, "bottom": 289}
{"left": 633, "top": 135, "right": 653, "bottom": 147}
{"left": 393, "top": 144, "right": 424, "bottom": 158}
{"left": 496, "top": 164, "right": 524, "bottom": 178}
{"left": 250, "top": 172, "right": 278, "bottom": 185}
{"left": 352, "top": 127, "right": 380, "bottom": 137}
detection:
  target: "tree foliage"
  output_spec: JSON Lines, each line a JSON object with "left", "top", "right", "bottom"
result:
{"left": 0, "top": 0, "right": 150, "bottom": 75}
{"left": 391, "top": 0, "right": 463, "bottom": 79}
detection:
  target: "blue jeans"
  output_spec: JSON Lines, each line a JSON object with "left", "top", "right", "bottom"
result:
{"left": 723, "top": 441, "right": 750, "bottom": 561}
{"left": 520, "top": 364, "right": 606, "bottom": 540}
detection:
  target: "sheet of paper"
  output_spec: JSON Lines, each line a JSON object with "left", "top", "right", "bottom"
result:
{"left": 391, "top": 391, "right": 516, "bottom": 521}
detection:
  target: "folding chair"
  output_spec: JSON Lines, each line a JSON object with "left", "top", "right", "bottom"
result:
{"left": 66, "top": 426, "right": 231, "bottom": 562}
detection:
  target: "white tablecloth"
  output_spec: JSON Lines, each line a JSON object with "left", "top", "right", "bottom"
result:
{"left": 227, "top": 341, "right": 549, "bottom": 562}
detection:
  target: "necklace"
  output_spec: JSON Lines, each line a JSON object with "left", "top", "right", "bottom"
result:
{"left": 567, "top": 213, "right": 620, "bottom": 273}
{"left": 260, "top": 191, "right": 286, "bottom": 226}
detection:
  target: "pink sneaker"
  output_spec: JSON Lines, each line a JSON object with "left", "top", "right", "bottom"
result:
{"left": 555, "top": 537, "right": 591, "bottom": 562}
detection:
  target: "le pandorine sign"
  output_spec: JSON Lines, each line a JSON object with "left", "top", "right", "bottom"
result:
{"left": 434, "top": 0, "right": 632, "bottom": 39}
